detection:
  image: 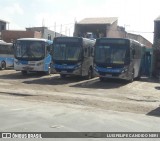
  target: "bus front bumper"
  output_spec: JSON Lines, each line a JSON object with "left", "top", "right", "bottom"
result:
{"left": 94, "top": 67, "right": 129, "bottom": 80}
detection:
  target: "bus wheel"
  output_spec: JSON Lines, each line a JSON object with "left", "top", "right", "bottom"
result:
{"left": 21, "top": 70, "right": 27, "bottom": 75}
{"left": 129, "top": 70, "right": 134, "bottom": 82}
{"left": 60, "top": 74, "right": 66, "bottom": 78}
{"left": 46, "top": 64, "right": 51, "bottom": 75}
{"left": 136, "top": 72, "right": 141, "bottom": 80}
{"left": 86, "top": 68, "right": 92, "bottom": 80}
{"left": 1, "top": 61, "right": 6, "bottom": 70}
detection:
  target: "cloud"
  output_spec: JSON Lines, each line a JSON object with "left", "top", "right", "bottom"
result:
{"left": 4, "top": 3, "right": 24, "bottom": 15}
{"left": 0, "top": 2, "right": 24, "bottom": 30}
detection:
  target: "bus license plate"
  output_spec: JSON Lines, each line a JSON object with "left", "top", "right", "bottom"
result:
{"left": 61, "top": 71, "right": 67, "bottom": 73}
{"left": 106, "top": 74, "right": 112, "bottom": 77}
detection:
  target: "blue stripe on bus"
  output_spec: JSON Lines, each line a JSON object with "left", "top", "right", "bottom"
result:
{"left": 95, "top": 66, "right": 123, "bottom": 73}
{"left": 44, "top": 54, "right": 52, "bottom": 71}
{"left": 53, "top": 64, "right": 77, "bottom": 70}
{"left": 18, "top": 60, "right": 28, "bottom": 65}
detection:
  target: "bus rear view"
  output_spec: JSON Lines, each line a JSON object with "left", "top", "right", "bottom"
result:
{"left": 52, "top": 37, "right": 95, "bottom": 79}
{"left": 94, "top": 38, "right": 142, "bottom": 82}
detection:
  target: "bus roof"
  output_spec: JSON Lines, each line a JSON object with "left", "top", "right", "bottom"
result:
{"left": 0, "top": 40, "right": 12, "bottom": 45}
{"left": 54, "top": 36, "right": 95, "bottom": 42}
{"left": 96, "top": 37, "right": 142, "bottom": 45}
{"left": 17, "top": 38, "right": 53, "bottom": 43}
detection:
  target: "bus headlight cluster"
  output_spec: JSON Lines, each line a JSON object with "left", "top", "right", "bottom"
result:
{"left": 36, "top": 62, "right": 43, "bottom": 66}
{"left": 14, "top": 60, "right": 20, "bottom": 65}
{"left": 93, "top": 65, "right": 98, "bottom": 72}
{"left": 74, "top": 63, "right": 81, "bottom": 70}
{"left": 121, "top": 67, "right": 128, "bottom": 73}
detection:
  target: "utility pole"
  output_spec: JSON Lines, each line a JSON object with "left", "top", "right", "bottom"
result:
{"left": 60, "top": 24, "right": 62, "bottom": 36}
{"left": 54, "top": 22, "right": 56, "bottom": 38}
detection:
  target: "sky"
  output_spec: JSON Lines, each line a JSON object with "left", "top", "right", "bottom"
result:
{"left": 0, "top": 0, "right": 160, "bottom": 43}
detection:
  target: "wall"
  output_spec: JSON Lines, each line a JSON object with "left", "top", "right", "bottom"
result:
{"left": 127, "top": 33, "right": 152, "bottom": 48}
{"left": 153, "top": 19, "right": 160, "bottom": 77}
{"left": 0, "top": 21, "right": 6, "bottom": 32}
{"left": 26, "top": 27, "right": 65, "bottom": 40}
{"left": 106, "top": 21, "right": 126, "bottom": 38}
{"left": 1, "top": 30, "right": 41, "bottom": 42}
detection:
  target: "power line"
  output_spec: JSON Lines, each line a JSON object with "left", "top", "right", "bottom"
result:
{"left": 48, "top": 23, "right": 74, "bottom": 28}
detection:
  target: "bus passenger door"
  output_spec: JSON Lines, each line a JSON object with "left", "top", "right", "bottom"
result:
{"left": 128, "top": 47, "right": 135, "bottom": 79}
{"left": 81, "top": 47, "right": 92, "bottom": 76}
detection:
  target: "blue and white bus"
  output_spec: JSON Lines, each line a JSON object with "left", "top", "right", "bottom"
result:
{"left": 0, "top": 40, "right": 14, "bottom": 70}
{"left": 52, "top": 37, "right": 95, "bottom": 79}
{"left": 14, "top": 38, "right": 53, "bottom": 75}
{"left": 94, "top": 38, "right": 144, "bottom": 82}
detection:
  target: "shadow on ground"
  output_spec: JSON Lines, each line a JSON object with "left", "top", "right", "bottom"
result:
{"left": 139, "top": 77, "right": 160, "bottom": 84}
{"left": 0, "top": 71, "right": 46, "bottom": 80}
{"left": 155, "top": 86, "right": 160, "bottom": 90}
{"left": 23, "top": 75, "right": 86, "bottom": 85}
{"left": 147, "top": 107, "right": 160, "bottom": 117}
{"left": 70, "top": 78, "right": 129, "bottom": 89}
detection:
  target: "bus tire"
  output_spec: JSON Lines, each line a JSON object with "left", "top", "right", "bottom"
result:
{"left": 136, "top": 74, "right": 141, "bottom": 80}
{"left": 136, "top": 71, "right": 141, "bottom": 80}
{"left": 46, "top": 64, "right": 51, "bottom": 75}
{"left": 86, "top": 68, "right": 92, "bottom": 80}
{"left": 60, "top": 74, "right": 66, "bottom": 78}
{"left": 1, "top": 61, "right": 6, "bottom": 70}
{"left": 129, "top": 70, "right": 134, "bottom": 83}
{"left": 21, "top": 70, "right": 27, "bottom": 75}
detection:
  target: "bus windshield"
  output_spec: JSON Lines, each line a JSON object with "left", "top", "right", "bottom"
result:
{"left": 53, "top": 43, "right": 82, "bottom": 61}
{"left": 95, "top": 45, "right": 128, "bottom": 65}
{"left": 15, "top": 41, "right": 45, "bottom": 60}
{"left": 0, "top": 43, "right": 13, "bottom": 55}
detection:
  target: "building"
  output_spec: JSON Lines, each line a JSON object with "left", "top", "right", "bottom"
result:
{"left": 1, "top": 30, "right": 41, "bottom": 43}
{"left": 126, "top": 33, "right": 152, "bottom": 48}
{"left": 1, "top": 26, "right": 65, "bottom": 43}
{"left": 0, "top": 19, "right": 9, "bottom": 40}
{"left": 74, "top": 17, "right": 152, "bottom": 48}
{"left": 0, "top": 19, "right": 8, "bottom": 31}
{"left": 153, "top": 16, "right": 160, "bottom": 77}
{"left": 26, "top": 27, "right": 65, "bottom": 40}
{"left": 74, "top": 17, "right": 126, "bottom": 38}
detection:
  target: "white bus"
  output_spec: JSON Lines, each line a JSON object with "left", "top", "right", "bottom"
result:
{"left": 94, "top": 38, "right": 144, "bottom": 82}
{"left": 14, "top": 38, "right": 53, "bottom": 75}
{"left": 0, "top": 40, "right": 14, "bottom": 70}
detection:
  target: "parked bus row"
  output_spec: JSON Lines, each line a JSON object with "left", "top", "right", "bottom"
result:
{"left": 1, "top": 37, "right": 152, "bottom": 82}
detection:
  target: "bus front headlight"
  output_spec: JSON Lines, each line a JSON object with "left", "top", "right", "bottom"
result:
{"left": 121, "top": 67, "right": 128, "bottom": 73}
{"left": 36, "top": 62, "right": 43, "bottom": 66}
{"left": 14, "top": 60, "right": 19, "bottom": 65}
{"left": 74, "top": 63, "right": 81, "bottom": 70}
